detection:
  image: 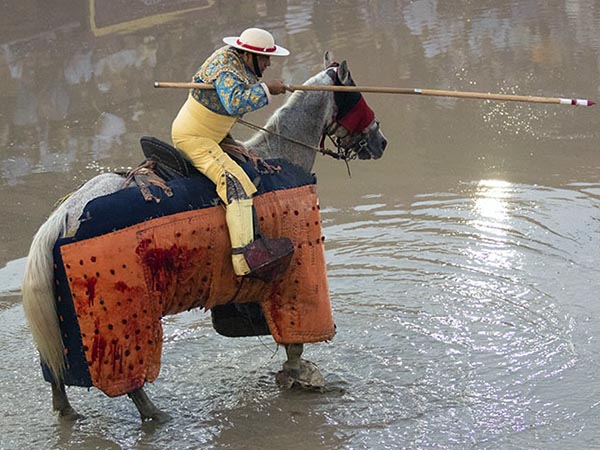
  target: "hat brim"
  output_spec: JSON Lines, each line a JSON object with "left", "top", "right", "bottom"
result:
{"left": 223, "top": 36, "right": 290, "bottom": 56}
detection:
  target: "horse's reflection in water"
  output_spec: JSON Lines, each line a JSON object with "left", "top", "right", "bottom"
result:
{"left": 22, "top": 53, "right": 387, "bottom": 422}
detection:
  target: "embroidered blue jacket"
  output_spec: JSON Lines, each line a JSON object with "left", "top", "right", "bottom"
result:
{"left": 191, "top": 46, "right": 269, "bottom": 116}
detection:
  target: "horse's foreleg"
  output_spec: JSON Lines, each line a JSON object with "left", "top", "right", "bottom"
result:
{"left": 276, "top": 343, "right": 325, "bottom": 390}
{"left": 127, "top": 387, "right": 172, "bottom": 423}
{"left": 51, "top": 381, "right": 81, "bottom": 421}
{"left": 283, "top": 343, "right": 304, "bottom": 372}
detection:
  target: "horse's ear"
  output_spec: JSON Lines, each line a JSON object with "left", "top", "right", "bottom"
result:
{"left": 323, "top": 51, "right": 334, "bottom": 69}
{"left": 338, "top": 60, "right": 350, "bottom": 85}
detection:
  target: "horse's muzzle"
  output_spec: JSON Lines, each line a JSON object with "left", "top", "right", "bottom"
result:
{"left": 358, "top": 125, "right": 387, "bottom": 160}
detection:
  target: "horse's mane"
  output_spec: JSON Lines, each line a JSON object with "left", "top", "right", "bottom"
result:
{"left": 269, "top": 69, "right": 334, "bottom": 119}
{"left": 245, "top": 69, "right": 335, "bottom": 168}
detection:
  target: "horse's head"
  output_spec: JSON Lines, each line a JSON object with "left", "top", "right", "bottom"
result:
{"left": 323, "top": 56, "right": 387, "bottom": 160}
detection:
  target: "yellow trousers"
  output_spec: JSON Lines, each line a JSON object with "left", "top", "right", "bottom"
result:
{"left": 172, "top": 95, "right": 257, "bottom": 275}
{"left": 171, "top": 95, "right": 257, "bottom": 203}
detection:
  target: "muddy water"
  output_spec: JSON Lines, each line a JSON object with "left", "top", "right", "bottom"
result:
{"left": 1, "top": 1, "right": 600, "bottom": 448}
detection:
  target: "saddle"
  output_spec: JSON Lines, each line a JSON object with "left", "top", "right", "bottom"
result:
{"left": 139, "top": 136, "right": 199, "bottom": 181}
{"left": 127, "top": 136, "right": 259, "bottom": 202}
{"left": 120, "top": 137, "right": 202, "bottom": 203}
{"left": 139, "top": 135, "right": 250, "bottom": 180}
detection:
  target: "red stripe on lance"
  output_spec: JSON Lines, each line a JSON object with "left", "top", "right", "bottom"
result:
{"left": 562, "top": 98, "right": 595, "bottom": 106}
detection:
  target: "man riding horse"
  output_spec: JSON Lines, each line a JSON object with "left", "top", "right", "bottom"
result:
{"left": 171, "top": 27, "right": 294, "bottom": 282}
{"left": 22, "top": 42, "right": 388, "bottom": 420}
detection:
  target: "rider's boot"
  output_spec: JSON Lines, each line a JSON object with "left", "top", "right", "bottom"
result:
{"left": 226, "top": 198, "right": 294, "bottom": 283}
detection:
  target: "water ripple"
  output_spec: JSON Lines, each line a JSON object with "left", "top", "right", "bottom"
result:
{"left": 321, "top": 180, "right": 598, "bottom": 446}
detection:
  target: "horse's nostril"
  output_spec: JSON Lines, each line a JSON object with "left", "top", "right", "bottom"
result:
{"left": 382, "top": 139, "right": 388, "bottom": 150}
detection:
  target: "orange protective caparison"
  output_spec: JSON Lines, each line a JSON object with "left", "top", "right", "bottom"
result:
{"left": 60, "top": 185, "right": 335, "bottom": 397}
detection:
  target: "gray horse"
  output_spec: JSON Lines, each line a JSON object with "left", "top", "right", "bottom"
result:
{"left": 21, "top": 54, "right": 387, "bottom": 422}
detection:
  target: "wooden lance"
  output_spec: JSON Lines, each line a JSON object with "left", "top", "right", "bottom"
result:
{"left": 153, "top": 81, "right": 596, "bottom": 107}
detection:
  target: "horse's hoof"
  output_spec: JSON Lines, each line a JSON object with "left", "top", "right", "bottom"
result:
{"left": 142, "top": 411, "right": 173, "bottom": 424}
{"left": 58, "top": 406, "right": 83, "bottom": 422}
{"left": 276, "top": 359, "right": 325, "bottom": 391}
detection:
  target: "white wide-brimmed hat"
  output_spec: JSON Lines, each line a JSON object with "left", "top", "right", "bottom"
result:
{"left": 223, "top": 28, "right": 289, "bottom": 56}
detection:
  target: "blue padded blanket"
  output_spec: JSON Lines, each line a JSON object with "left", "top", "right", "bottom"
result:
{"left": 75, "top": 159, "right": 315, "bottom": 240}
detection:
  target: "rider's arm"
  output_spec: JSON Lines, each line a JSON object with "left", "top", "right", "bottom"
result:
{"left": 214, "top": 71, "right": 271, "bottom": 116}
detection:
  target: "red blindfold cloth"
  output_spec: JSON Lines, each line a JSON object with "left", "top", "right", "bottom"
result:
{"left": 337, "top": 96, "right": 375, "bottom": 133}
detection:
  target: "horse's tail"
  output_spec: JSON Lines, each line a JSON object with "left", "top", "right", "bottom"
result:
{"left": 22, "top": 204, "right": 68, "bottom": 383}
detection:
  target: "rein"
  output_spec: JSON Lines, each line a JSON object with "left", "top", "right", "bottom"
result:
{"left": 237, "top": 64, "right": 379, "bottom": 178}
{"left": 237, "top": 118, "right": 355, "bottom": 176}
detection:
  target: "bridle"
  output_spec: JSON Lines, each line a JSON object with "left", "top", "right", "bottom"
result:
{"left": 320, "top": 64, "right": 380, "bottom": 164}
{"left": 238, "top": 116, "right": 377, "bottom": 177}
{"left": 323, "top": 117, "right": 381, "bottom": 162}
